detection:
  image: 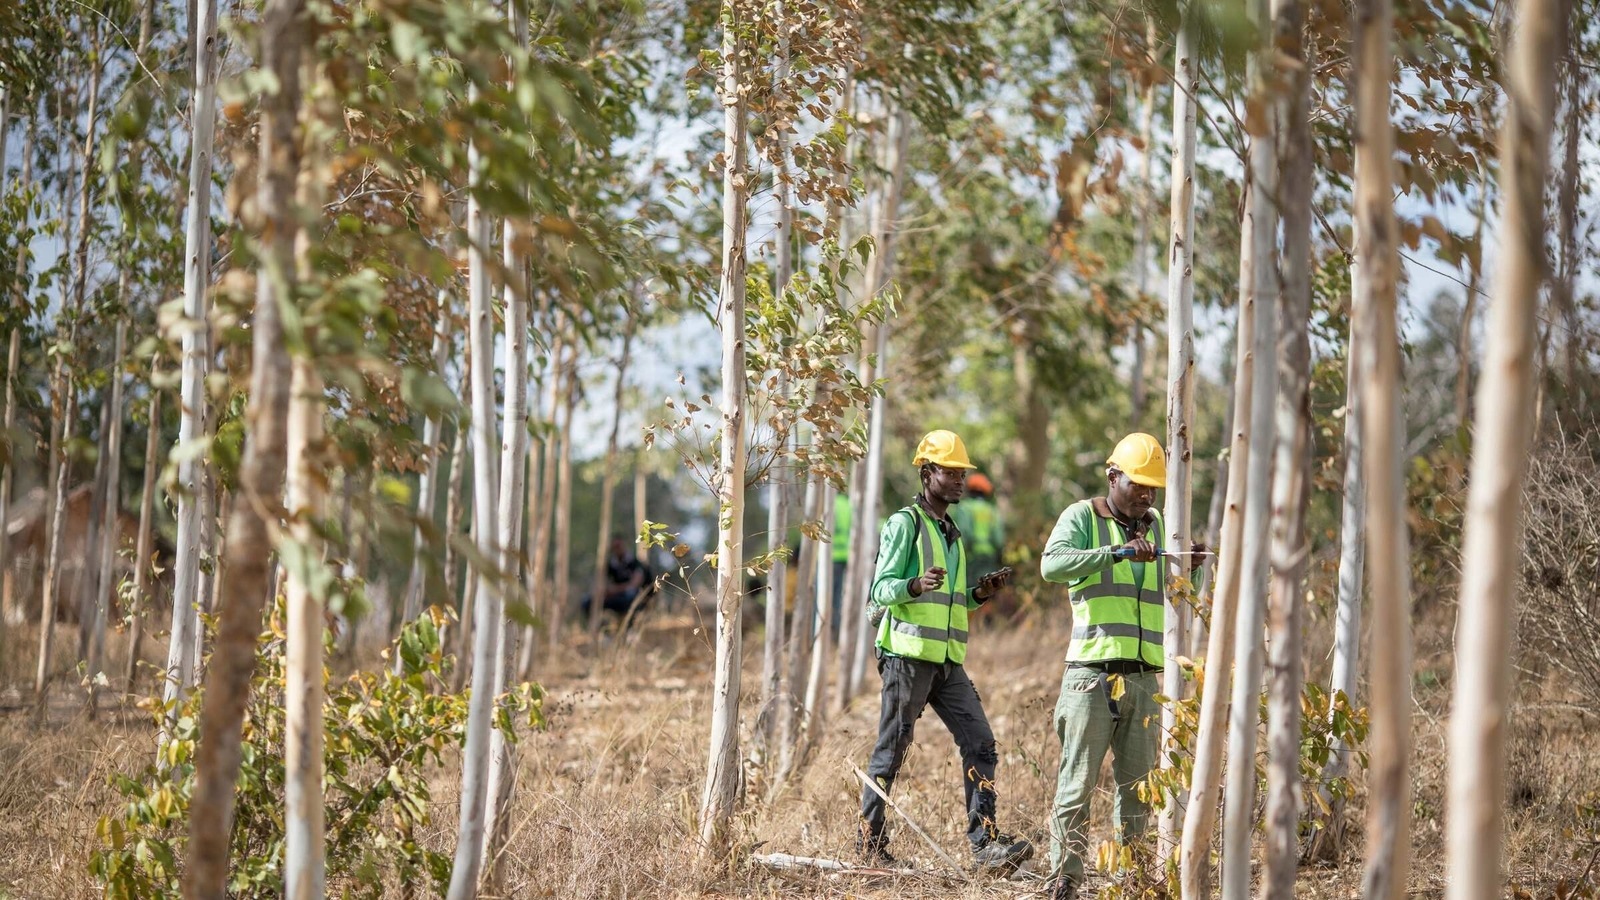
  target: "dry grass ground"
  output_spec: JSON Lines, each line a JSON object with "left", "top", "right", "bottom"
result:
{"left": 0, "top": 597, "right": 1596, "bottom": 899}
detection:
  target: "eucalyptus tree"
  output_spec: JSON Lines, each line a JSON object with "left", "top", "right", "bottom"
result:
{"left": 162, "top": 0, "right": 220, "bottom": 735}
{"left": 1156, "top": 0, "right": 1197, "bottom": 853}
{"left": 1219, "top": 3, "right": 1280, "bottom": 894}
{"left": 1446, "top": 1, "right": 1564, "bottom": 897}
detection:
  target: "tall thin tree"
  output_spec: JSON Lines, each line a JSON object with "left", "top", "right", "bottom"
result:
{"left": 1445, "top": 2, "right": 1563, "bottom": 899}
{"left": 396, "top": 294, "right": 451, "bottom": 674}
{"left": 1179, "top": 180, "right": 1256, "bottom": 900}
{"left": 1352, "top": 0, "right": 1414, "bottom": 895}
{"left": 700, "top": 0, "right": 752, "bottom": 852}
{"left": 1220, "top": 0, "right": 1281, "bottom": 886}
{"left": 1263, "top": 0, "right": 1314, "bottom": 888}
{"left": 446, "top": 78, "right": 504, "bottom": 900}
{"left": 183, "top": 0, "right": 303, "bottom": 889}
{"left": 163, "top": 0, "right": 221, "bottom": 736}
{"left": 1157, "top": 0, "right": 1197, "bottom": 853}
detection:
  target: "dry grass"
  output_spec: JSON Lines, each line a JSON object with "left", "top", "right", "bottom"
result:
{"left": 0, "top": 596, "right": 1597, "bottom": 899}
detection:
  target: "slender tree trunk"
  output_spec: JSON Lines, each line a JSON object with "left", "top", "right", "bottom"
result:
{"left": 1315, "top": 218, "right": 1366, "bottom": 851}
{"left": 164, "top": 0, "right": 220, "bottom": 737}
{"left": 1157, "top": 2, "right": 1197, "bottom": 853}
{"left": 397, "top": 293, "right": 451, "bottom": 673}
{"left": 761, "top": 75, "right": 796, "bottom": 745}
{"left": 1456, "top": 181, "right": 1487, "bottom": 433}
{"left": 633, "top": 450, "right": 647, "bottom": 560}
{"left": 1446, "top": 3, "right": 1562, "bottom": 899}
{"left": 446, "top": 90, "right": 504, "bottom": 899}
{"left": 284, "top": 353, "right": 326, "bottom": 900}
{"left": 588, "top": 316, "right": 636, "bottom": 639}
{"left": 700, "top": 0, "right": 751, "bottom": 853}
{"left": 183, "top": 0, "right": 302, "bottom": 888}
{"left": 34, "top": 385, "right": 72, "bottom": 698}
{"left": 1219, "top": 11, "right": 1281, "bottom": 885}
{"left": 547, "top": 349, "right": 576, "bottom": 651}
{"left": 520, "top": 330, "right": 563, "bottom": 678}
{"left": 775, "top": 470, "right": 820, "bottom": 784}
{"left": 37, "top": 45, "right": 103, "bottom": 700}
{"left": 446, "top": 412, "right": 470, "bottom": 691}
{"left": 1263, "top": 0, "right": 1313, "bottom": 888}
{"left": 1129, "top": 16, "right": 1158, "bottom": 428}
{"left": 88, "top": 314, "right": 128, "bottom": 717}
{"left": 0, "top": 329, "right": 17, "bottom": 668}
{"left": 1179, "top": 180, "right": 1256, "bottom": 900}
{"left": 1554, "top": 48, "right": 1581, "bottom": 405}
{"left": 126, "top": 364, "right": 162, "bottom": 693}
{"left": 80, "top": 390, "right": 114, "bottom": 665}
{"left": 1354, "top": 0, "right": 1415, "bottom": 896}
{"left": 802, "top": 481, "right": 836, "bottom": 748}
{"left": 485, "top": 180, "right": 532, "bottom": 887}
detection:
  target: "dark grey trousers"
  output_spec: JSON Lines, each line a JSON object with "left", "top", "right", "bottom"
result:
{"left": 860, "top": 654, "right": 1000, "bottom": 850}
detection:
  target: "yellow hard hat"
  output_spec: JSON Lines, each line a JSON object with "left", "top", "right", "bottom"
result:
{"left": 1107, "top": 432, "right": 1167, "bottom": 488}
{"left": 913, "top": 430, "right": 977, "bottom": 469}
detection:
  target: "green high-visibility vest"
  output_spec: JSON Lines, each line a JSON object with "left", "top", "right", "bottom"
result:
{"left": 833, "top": 493, "right": 852, "bottom": 563}
{"left": 875, "top": 505, "right": 970, "bottom": 665}
{"left": 1067, "top": 506, "right": 1165, "bottom": 668}
{"left": 964, "top": 498, "right": 999, "bottom": 558}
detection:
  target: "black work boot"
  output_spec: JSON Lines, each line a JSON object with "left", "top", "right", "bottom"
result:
{"left": 855, "top": 821, "right": 897, "bottom": 867}
{"left": 1047, "top": 875, "right": 1078, "bottom": 900}
{"left": 972, "top": 833, "right": 1034, "bottom": 874}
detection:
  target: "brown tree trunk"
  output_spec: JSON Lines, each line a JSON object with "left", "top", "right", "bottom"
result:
{"left": 182, "top": 0, "right": 302, "bottom": 891}
{"left": 589, "top": 315, "right": 636, "bottom": 640}
{"left": 1445, "top": 3, "right": 1565, "bottom": 899}
{"left": 1264, "top": 0, "right": 1314, "bottom": 888}
{"left": 126, "top": 363, "right": 163, "bottom": 693}
{"left": 1179, "top": 181, "right": 1257, "bottom": 900}
{"left": 1353, "top": 0, "right": 1414, "bottom": 895}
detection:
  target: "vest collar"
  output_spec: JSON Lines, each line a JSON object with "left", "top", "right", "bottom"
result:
{"left": 914, "top": 494, "right": 962, "bottom": 544}
{"left": 1091, "top": 496, "right": 1155, "bottom": 540}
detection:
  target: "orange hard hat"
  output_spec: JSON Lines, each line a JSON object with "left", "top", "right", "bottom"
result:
{"left": 967, "top": 472, "right": 993, "bottom": 495}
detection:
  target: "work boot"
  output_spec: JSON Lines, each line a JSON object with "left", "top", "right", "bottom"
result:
{"left": 1047, "top": 876, "right": 1078, "bottom": 900}
{"left": 971, "top": 833, "right": 1034, "bottom": 874}
{"left": 855, "top": 822, "right": 897, "bottom": 867}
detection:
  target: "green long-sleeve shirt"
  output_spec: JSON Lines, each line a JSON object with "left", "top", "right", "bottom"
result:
{"left": 1039, "top": 500, "right": 1151, "bottom": 588}
{"left": 870, "top": 504, "right": 971, "bottom": 608}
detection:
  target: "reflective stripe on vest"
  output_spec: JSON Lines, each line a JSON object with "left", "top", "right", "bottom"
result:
{"left": 876, "top": 505, "right": 969, "bottom": 664}
{"left": 1067, "top": 508, "right": 1164, "bottom": 668}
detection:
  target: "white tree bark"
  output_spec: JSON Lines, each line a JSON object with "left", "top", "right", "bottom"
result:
{"left": 1129, "top": 15, "right": 1158, "bottom": 426}
{"left": 446, "top": 95, "right": 504, "bottom": 900}
{"left": 163, "top": 0, "right": 220, "bottom": 736}
{"left": 1179, "top": 180, "right": 1256, "bottom": 900}
{"left": 1445, "top": 2, "right": 1562, "bottom": 898}
{"left": 761, "top": 70, "right": 796, "bottom": 746}
{"left": 397, "top": 293, "right": 451, "bottom": 673}
{"left": 802, "top": 480, "right": 836, "bottom": 742}
{"left": 1317, "top": 162, "right": 1368, "bottom": 847}
{"left": 848, "top": 108, "right": 910, "bottom": 699}
{"left": 1353, "top": 0, "right": 1414, "bottom": 896}
{"left": 1220, "top": 4, "right": 1280, "bottom": 888}
{"left": 1158, "top": 1, "right": 1197, "bottom": 853}
{"left": 284, "top": 355, "right": 326, "bottom": 900}
{"left": 700, "top": 0, "right": 751, "bottom": 851}
{"left": 1264, "top": 0, "right": 1313, "bottom": 887}
{"left": 484, "top": 218, "right": 530, "bottom": 884}
{"left": 546, "top": 348, "right": 576, "bottom": 654}
{"left": 0, "top": 329, "right": 16, "bottom": 658}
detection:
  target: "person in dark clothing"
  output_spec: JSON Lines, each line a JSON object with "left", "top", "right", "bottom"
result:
{"left": 580, "top": 536, "right": 655, "bottom": 619}
{"left": 856, "top": 429, "right": 1032, "bottom": 874}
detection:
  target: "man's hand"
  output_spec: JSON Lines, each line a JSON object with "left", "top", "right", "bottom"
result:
{"left": 1119, "top": 538, "right": 1158, "bottom": 563}
{"left": 909, "top": 566, "right": 947, "bottom": 596}
{"left": 1190, "top": 541, "right": 1213, "bottom": 571}
{"left": 973, "top": 567, "right": 1014, "bottom": 603}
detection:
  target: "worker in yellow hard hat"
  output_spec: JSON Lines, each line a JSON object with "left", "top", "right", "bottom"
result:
{"left": 855, "top": 429, "right": 1031, "bottom": 874}
{"left": 1037, "top": 433, "right": 1208, "bottom": 900}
